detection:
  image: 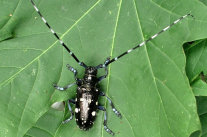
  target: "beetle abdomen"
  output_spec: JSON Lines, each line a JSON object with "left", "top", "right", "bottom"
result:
{"left": 75, "top": 85, "right": 99, "bottom": 130}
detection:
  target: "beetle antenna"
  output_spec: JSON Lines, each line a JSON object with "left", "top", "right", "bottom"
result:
{"left": 105, "top": 13, "right": 194, "bottom": 66}
{"left": 30, "top": 0, "right": 87, "bottom": 68}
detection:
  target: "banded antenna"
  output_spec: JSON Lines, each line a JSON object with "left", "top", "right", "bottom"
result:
{"left": 30, "top": 0, "right": 87, "bottom": 68}
{"left": 105, "top": 13, "right": 193, "bottom": 66}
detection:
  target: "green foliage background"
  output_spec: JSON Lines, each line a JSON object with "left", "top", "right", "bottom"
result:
{"left": 0, "top": 0, "right": 207, "bottom": 137}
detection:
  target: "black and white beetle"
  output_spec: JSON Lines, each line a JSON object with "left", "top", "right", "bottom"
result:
{"left": 31, "top": 0, "right": 193, "bottom": 135}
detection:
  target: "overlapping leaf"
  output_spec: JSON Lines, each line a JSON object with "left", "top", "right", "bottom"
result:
{"left": 185, "top": 39, "right": 207, "bottom": 137}
{"left": 185, "top": 40, "right": 207, "bottom": 83}
{"left": 196, "top": 97, "right": 207, "bottom": 137}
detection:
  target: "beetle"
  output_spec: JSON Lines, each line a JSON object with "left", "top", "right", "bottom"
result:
{"left": 30, "top": 0, "right": 193, "bottom": 135}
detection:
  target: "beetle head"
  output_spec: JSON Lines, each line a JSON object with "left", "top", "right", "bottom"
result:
{"left": 85, "top": 66, "right": 97, "bottom": 75}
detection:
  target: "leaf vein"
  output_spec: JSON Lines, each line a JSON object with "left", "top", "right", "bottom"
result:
{"left": 156, "top": 77, "right": 190, "bottom": 114}
{"left": 29, "top": 126, "right": 54, "bottom": 137}
{"left": 16, "top": 59, "right": 39, "bottom": 136}
{"left": 192, "top": 40, "right": 206, "bottom": 73}
{"left": 132, "top": 0, "right": 176, "bottom": 136}
{"left": 0, "top": 0, "right": 22, "bottom": 30}
{"left": 0, "top": 48, "right": 44, "bottom": 52}
{"left": 103, "top": 0, "right": 122, "bottom": 136}
{"left": 0, "top": 0, "right": 101, "bottom": 88}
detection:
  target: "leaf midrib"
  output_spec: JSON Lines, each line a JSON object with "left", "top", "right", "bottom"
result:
{"left": 102, "top": 0, "right": 129, "bottom": 136}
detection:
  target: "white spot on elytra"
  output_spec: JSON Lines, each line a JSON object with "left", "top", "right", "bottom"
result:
{"left": 92, "top": 111, "right": 96, "bottom": 116}
{"left": 75, "top": 108, "right": 79, "bottom": 113}
{"left": 88, "top": 76, "right": 92, "bottom": 80}
{"left": 80, "top": 98, "right": 84, "bottom": 101}
{"left": 96, "top": 102, "right": 98, "bottom": 105}
{"left": 88, "top": 99, "right": 91, "bottom": 103}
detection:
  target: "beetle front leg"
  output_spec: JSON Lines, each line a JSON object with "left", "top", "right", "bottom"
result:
{"left": 53, "top": 65, "right": 79, "bottom": 91}
{"left": 66, "top": 64, "right": 79, "bottom": 80}
{"left": 97, "top": 57, "right": 110, "bottom": 82}
{"left": 62, "top": 99, "right": 75, "bottom": 124}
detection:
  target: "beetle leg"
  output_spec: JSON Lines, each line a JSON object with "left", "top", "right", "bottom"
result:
{"left": 66, "top": 64, "right": 83, "bottom": 85}
{"left": 98, "top": 106, "right": 115, "bottom": 136}
{"left": 99, "top": 92, "right": 122, "bottom": 118}
{"left": 53, "top": 82, "right": 76, "bottom": 91}
{"left": 98, "top": 67, "right": 108, "bottom": 82}
{"left": 97, "top": 57, "right": 110, "bottom": 82}
{"left": 66, "top": 64, "right": 79, "bottom": 80}
{"left": 62, "top": 99, "right": 75, "bottom": 124}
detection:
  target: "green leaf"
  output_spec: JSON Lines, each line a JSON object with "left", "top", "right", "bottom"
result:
{"left": 196, "top": 97, "right": 207, "bottom": 137}
{"left": 199, "top": 0, "right": 207, "bottom": 6}
{"left": 25, "top": 108, "right": 64, "bottom": 137}
{"left": 1, "top": 0, "right": 207, "bottom": 137}
{"left": 184, "top": 40, "right": 207, "bottom": 82}
{"left": 191, "top": 78, "right": 207, "bottom": 96}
